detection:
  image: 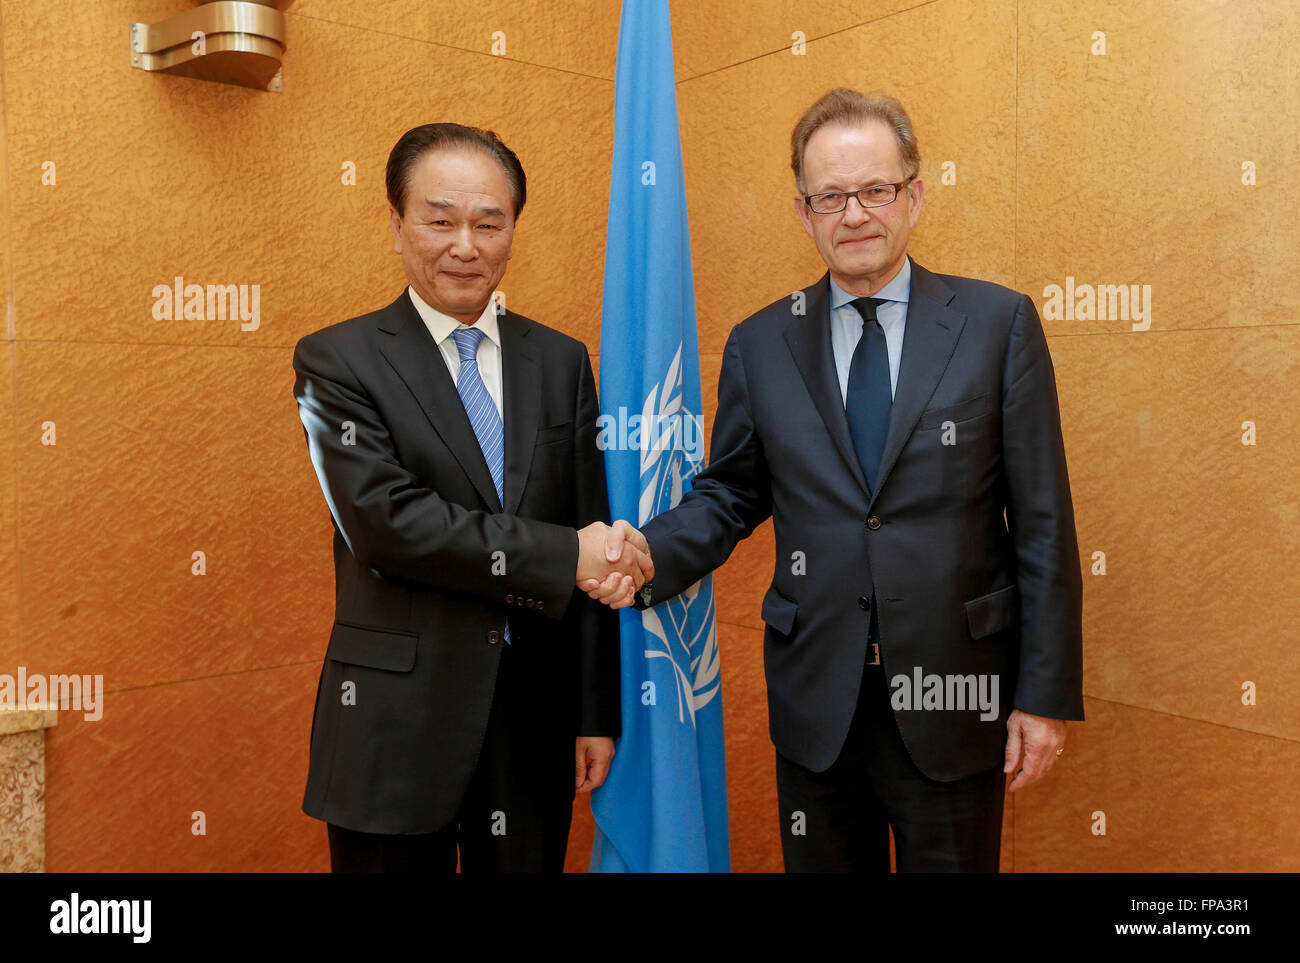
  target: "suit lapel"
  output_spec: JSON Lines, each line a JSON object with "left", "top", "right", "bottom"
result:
{"left": 497, "top": 311, "right": 541, "bottom": 516}
{"left": 868, "top": 259, "right": 967, "bottom": 507}
{"left": 377, "top": 291, "right": 504, "bottom": 512}
{"left": 783, "top": 273, "right": 870, "bottom": 495}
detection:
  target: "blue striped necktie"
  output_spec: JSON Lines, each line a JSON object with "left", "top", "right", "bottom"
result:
{"left": 450, "top": 326, "right": 510, "bottom": 643}
{"left": 450, "top": 326, "right": 505, "bottom": 505}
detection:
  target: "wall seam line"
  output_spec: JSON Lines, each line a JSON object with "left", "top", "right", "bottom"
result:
{"left": 1, "top": 0, "right": 13, "bottom": 342}
{"left": 675, "top": 0, "right": 946, "bottom": 86}
{"left": 284, "top": 10, "right": 615, "bottom": 84}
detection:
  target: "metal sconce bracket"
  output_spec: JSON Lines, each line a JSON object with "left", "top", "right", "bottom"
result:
{"left": 130, "top": 1, "right": 292, "bottom": 92}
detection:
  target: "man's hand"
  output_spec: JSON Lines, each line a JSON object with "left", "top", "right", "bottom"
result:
{"left": 575, "top": 736, "right": 615, "bottom": 793}
{"left": 575, "top": 520, "right": 653, "bottom": 609}
{"left": 1004, "top": 709, "right": 1067, "bottom": 791}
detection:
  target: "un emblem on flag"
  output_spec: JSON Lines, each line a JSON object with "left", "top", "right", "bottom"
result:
{"left": 637, "top": 345, "right": 721, "bottom": 726}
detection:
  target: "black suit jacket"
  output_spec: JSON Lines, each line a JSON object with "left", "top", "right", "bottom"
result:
{"left": 639, "top": 258, "right": 1083, "bottom": 780}
{"left": 292, "top": 290, "right": 619, "bottom": 834}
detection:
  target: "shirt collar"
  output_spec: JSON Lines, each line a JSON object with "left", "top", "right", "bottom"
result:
{"left": 829, "top": 255, "right": 913, "bottom": 310}
{"left": 407, "top": 285, "right": 501, "bottom": 347}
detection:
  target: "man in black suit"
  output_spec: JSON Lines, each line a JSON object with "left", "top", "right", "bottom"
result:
{"left": 584, "top": 90, "right": 1084, "bottom": 871}
{"left": 293, "top": 123, "right": 651, "bottom": 873}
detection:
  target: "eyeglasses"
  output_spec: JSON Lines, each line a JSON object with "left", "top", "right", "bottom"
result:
{"left": 804, "top": 178, "right": 914, "bottom": 214}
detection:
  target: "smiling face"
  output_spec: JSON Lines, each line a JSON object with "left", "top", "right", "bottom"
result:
{"left": 794, "top": 120, "right": 923, "bottom": 296}
{"left": 389, "top": 148, "right": 515, "bottom": 325}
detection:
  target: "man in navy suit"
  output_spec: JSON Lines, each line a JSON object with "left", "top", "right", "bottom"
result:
{"left": 583, "top": 89, "right": 1084, "bottom": 871}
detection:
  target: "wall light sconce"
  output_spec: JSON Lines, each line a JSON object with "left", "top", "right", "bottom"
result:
{"left": 130, "top": 1, "right": 294, "bottom": 92}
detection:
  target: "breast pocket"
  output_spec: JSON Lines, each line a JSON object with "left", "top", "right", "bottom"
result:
{"left": 534, "top": 421, "right": 572, "bottom": 447}
{"left": 918, "top": 393, "right": 994, "bottom": 431}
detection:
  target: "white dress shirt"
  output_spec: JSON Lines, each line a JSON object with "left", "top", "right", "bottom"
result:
{"left": 829, "top": 255, "right": 912, "bottom": 405}
{"left": 407, "top": 286, "right": 504, "bottom": 418}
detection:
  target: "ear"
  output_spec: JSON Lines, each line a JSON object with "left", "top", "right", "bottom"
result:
{"left": 906, "top": 178, "right": 924, "bottom": 227}
{"left": 793, "top": 194, "right": 815, "bottom": 239}
{"left": 388, "top": 205, "right": 403, "bottom": 253}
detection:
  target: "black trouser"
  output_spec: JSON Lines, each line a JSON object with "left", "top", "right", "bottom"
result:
{"left": 327, "top": 642, "right": 574, "bottom": 873}
{"left": 775, "top": 653, "right": 1006, "bottom": 873}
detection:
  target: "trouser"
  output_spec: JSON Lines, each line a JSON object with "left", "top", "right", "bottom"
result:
{"left": 327, "top": 641, "right": 574, "bottom": 873}
{"left": 775, "top": 654, "right": 1006, "bottom": 873}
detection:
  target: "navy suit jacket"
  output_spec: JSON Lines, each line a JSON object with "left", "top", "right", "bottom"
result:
{"left": 638, "top": 257, "right": 1083, "bottom": 779}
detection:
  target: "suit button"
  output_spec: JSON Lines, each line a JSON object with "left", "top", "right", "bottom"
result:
{"left": 525, "top": 598, "right": 535, "bottom": 608}
{"left": 866, "top": 516, "right": 881, "bottom": 530}
{"left": 505, "top": 594, "right": 514, "bottom": 604}
{"left": 536, "top": 601, "right": 544, "bottom": 612}
{"left": 486, "top": 630, "right": 500, "bottom": 645}
{"left": 858, "top": 596, "right": 870, "bottom": 610}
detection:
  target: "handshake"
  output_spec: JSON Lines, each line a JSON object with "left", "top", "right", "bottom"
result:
{"left": 575, "top": 520, "right": 653, "bottom": 610}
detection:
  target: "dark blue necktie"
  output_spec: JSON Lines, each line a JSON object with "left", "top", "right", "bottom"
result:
{"left": 844, "top": 298, "right": 891, "bottom": 494}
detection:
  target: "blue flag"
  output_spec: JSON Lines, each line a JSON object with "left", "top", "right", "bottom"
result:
{"left": 588, "top": 0, "right": 730, "bottom": 874}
